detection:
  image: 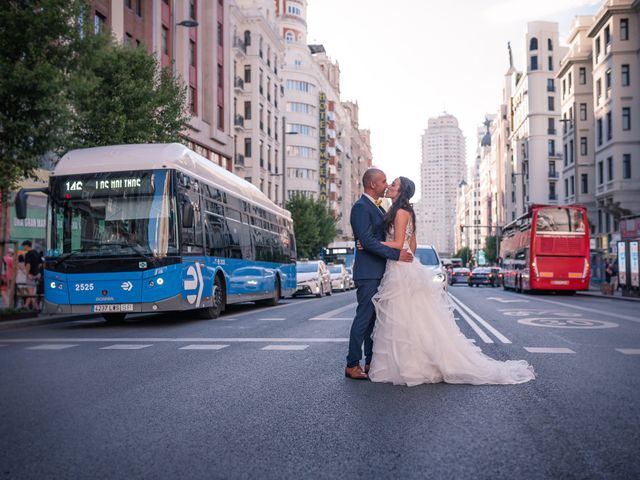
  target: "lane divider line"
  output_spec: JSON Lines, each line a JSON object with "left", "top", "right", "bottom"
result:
{"left": 447, "top": 296, "right": 493, "bottom": 344}
{"left": 615, "top": 348, "right": 640, "bottom": 355}
{"left": 100, "top": 344, "right": 153, "bottom": 350}
{"left": 449, "top": 294, "right": 512, "bottom": 344}
{"left": 25, "top": 344, "right": 79, "bottom": 350}
{"left": 0, "top": 337, "right": 350, "bottom": 343}
{"left": 309, "top": 302, "right": 357, "bottom": 321}
{"left": 262, "top": 345, "right": 309, "bottom": 351}
{"left": 527, "top": 297, "right": 640, "bottom": 324}
{"left": 524, "top": 347, "right": 575, "bottom": 354}
{"left": 309, "top": 317, "right": 352, "bottom": 321}
{"left": 179, "top": 344, "right": 229, "bottom": 350}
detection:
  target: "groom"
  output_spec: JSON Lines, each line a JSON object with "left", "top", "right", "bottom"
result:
{"left": 345, "top": 168, "right": 413, "bottom": 380}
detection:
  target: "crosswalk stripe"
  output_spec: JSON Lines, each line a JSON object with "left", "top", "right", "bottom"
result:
{"left": 524, "top": 347, "right": 576, "bottom": 354}
{"left": 100, "top": 344, "right": 153, "bottom": 350}
{"left": 26, "top": 344, "right": 79, "bottom": 350}
{"left": 261, "top": 345, "right": 309, "bottom": 351}
{"left": 179, "top": 344, "right": 229, "bottom": 350}
{"left": 615, "top": 348, "right": 640, "bottom": 355}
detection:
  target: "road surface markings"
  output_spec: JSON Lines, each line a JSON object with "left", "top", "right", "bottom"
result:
{"left": 527, "top": 297, "right": 640, "bottom": 324}
{"left": 449, "top": 294, "right": 512, "bottom": 343}
{"left": 615, "top": 348, "right": 640, "bottom": 355}
{"left": 0, "top": 337, "right": 350, "bottom": 343}
{"left": 100, "top": 344, "right": 153, "bottom": 350}
{"left": 25, "top": 344, "right": 79, "bottom": 350}
{"left": 448, "top": 298, "right": 493, "bottom": 343}
{"left": 213, "top": 318, "right": 238, "bottom": 322}
{"left": 258, "top": 318, "right": 286, "bottom": 321}
{"left": 517, "top": 317, "right": 618, "bottom": 329}
{"left": 262, "top": 344, "right": 309, "bottom": 351}
{"left": 309, "top": 317, "right": 352, "bottom": 321}
{"left": 524, "top": 347, "right": 576, "bottom": 354}
{"left": 309, "top": 302, "right": 357, "bottom": 320}
{"left": 486, "top": 297, "right": 529, "bottom": 303}
{"left": 179, "top": 344, "right": 229, "bottom": 350}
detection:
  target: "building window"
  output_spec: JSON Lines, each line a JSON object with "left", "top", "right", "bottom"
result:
{"left": 597, "top": 119, "right": 603, "bottom": 145}
{"left": 605, "top": 68, "right": 611, "bottom": 91}
{"left": 598, "top": 161, "right": 603, "bottom": 184}
{"left": 580, "top": 137, "right": 588, "bottom": 156}
{"left": 564, "top": 178, "right": 568, "bottom": 197}
{"left": 622, "top": 64, "right": 630, "bottom": 86}
{"left": 286, "top": 79, "right": 313, "bottom": 92}
{"left": 548, "top": 56, "right": 553, "bottom": 71}
{"left": 607, "top": 156, "right": 613, "bottom": 181}
{"left": 548, "top": 117, "right": 555, "bottom": 134}
{"left": 570, "top": 175, "right": 575, "bottom": 196}
{"left": 580, "top": 103, "right": 587, "bottom": 121}
{"left": 285, "top": 31, "right": 294, "bottom": 43}
{"left": 596, "top": 79, "right": 601, "bottom": 103}
{"left": 530, "top": 55, "right": 538, "bottom": 71}
{"left": 244, "top": 65, "right": 251, "bottom": 83}
{"left": 287, "top": 4, "right": 302, "bottom": 16}
{"left": 622, "top": 107, "right": 631, "bottom": 130}
{"left": 189, "top": 41, "right": 196, "bottom": 67}
{"left": 581, "top": 174, "right": 588, "bottom": 194}
{"left": 547, "top": 78, "right": 555, "bottom": 92}
{"left": 189, "top": 86, "right": 196, "bottom": 114}
{"left": 94, "top": 12, "right": 106, "bottom": 33}
{"left": 547, "top": 96, "right": 554, "bottom": 111}
{"left": 135, "top": 0, "right": 142, "bottom": 17}
{"left": 563, "top": 143, "right": 568, "bottom": 166}
{"left": 218, "top": 105, "right": 224, "bottom": 130}
{"left": 244, "top": 30, "right": 251, "bottom": 46}
{"left": 604, "top": 25, "right": 611, "bottom": 45}
{"left": 569, "top": 139, "right": 574, "bottom": 163}
{"left": 244, "top": 101, "right": 251, "bottom": 120}
{"left": 549, "top": 182, "right": 556, "bottom": 200}
{"left": 595, "top": 37, "right": 601, "bottom": 59}
{"left": 579, "top": 67, "right": 586, "bottom": 84}
{"left": 126, "top": 0, "right": 132, "bottom": 8}
{"left": 190, "top": 0, "right": 196, "bottom": 20}
{"left": 548, "top": 139, "right": 555, "bottom": 156}
{"left": 548, "top": 38, "right": 553, "bottom": 50}
{"left": 244, "top": 138, "right": 252, "bottom": 157}
{"left": 259, "top": 104, "right": 264, "bottom": 130}
{"left": 568, "top": 72, "right": 572, "bottom": 92}
{"left": 620, "top": 18, "right": 629, "bottom": 41}
{"left": 529, "top": 37, "right": 538, "bottom": 50}
{"left": 623, "top": 154, "right": 631, "bottom": 179}
{"left": 161, "top": 26, "right": 169, "bottom": 55}
{"left": 217, "top": 63, "right": 223, "bottom": 87}
{"left": 217, "top": 22, "right": 223, "bottom": 47}
{"left": 606, "top": 111, "right": 612, "bottom": 141}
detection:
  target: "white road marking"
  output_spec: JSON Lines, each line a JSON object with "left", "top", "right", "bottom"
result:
{"left": 615, "top": 348, "right": 640, "bottom": 355}
{"left": 486, "top": 297, "right": 529, "bottom": 303}
{"left": 0, "top": 337, "right": 349, "bottom": 343}
{"left": 257, "top": 318, "right": 286, "bottom": 321}
{"left": 100, "top": 344, "right": 153, "bottom": 350}
{"left": 179, "top": 344, "right": 229, "bottom": 350}
{"left": 449, "top": 294, "right": 512, "bottom": 343}
{"left": 447, "top": 296, "right": 493, "bottom": 343}
{"left": 262, "top": 344, "right": 309, "bottom": 351}
{"left": 524, "top": 347, "right": 576, "bottom": 354}
{"left": 26, "top": 344, "right": 78, "bottom": 350}
{"left": 522, "top": 297, "right": 640, "bottom": 324}
{"left": 309, "top": 317, "right": 352, "bottom": 321}
{"left": 309, "top": 302, "right": 357, "bottom": 320}
{"left": 213, "top": 318, "right": 238, "bottom": 322}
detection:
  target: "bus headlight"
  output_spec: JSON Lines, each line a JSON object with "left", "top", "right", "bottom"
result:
{"left": 156, "top": 277, "right": 164, "bottom": 286}
{"left": 50, "top": 281, "right": 57, "bottom": 289}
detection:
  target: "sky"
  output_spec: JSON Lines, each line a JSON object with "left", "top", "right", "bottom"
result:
{"left": 306, "top": 0, "right": 602, "bottom": 200}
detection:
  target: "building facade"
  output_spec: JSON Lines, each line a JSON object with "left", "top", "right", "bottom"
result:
{"left": 416, "top": 113, "right": 466, "bottom": 255}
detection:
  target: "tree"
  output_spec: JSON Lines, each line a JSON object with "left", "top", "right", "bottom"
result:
{"left": 286, "top": 194, "right": 337, "bottom": 259}
{"left": 483, "top": 235, "right": 498, "bottom": 265}
{"left": 66, "top": 31, "right": 189, "bottom": 149}
{"left": 455, "top": 246, "right": 472, "bottom": 267}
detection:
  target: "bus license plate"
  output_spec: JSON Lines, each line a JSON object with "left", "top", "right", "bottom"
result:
{"left": 93, "top": 304, "right": 134, "bottom": 313}
{"left": 551, "top": 280, "right": 569, "bottom": 285}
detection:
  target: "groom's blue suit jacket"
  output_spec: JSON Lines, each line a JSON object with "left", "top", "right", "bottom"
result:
{"left": 350, "top": 195, "right": 401, "bottom": 281}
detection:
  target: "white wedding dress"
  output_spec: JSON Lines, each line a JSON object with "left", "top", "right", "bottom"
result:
{"left": 369, "top": 220, "right": 535, "bottom": 387}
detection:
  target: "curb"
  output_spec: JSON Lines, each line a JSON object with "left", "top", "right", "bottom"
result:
{"left": 576, "top": 291, "right": 640, "bottom": 303}
{"left": 0, "top": 313, "right": 101, "bottom": 331}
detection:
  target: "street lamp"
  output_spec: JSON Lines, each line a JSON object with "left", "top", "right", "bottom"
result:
{"left": 270, "top": 116, "right": 298, "bottom": 207}
{"left": 171, "top": 19, "right": 199, "bottom": 77}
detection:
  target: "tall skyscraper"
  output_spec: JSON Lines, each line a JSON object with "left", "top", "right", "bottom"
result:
{"left": 416, "top": 113, "right": 466, "bottom": 255}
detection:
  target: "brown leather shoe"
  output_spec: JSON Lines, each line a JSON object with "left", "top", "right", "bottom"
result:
{"left": 345, "top": 365, "right": 368, "bottom": 380}
{"left": 364, "top": 363, "right": 371, "bottom": 374}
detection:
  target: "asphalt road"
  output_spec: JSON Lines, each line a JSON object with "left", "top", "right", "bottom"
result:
{"left": 1, "top": 286, "right": 638, "bottom": 479}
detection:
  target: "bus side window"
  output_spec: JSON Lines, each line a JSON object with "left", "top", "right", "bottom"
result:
{"left": 180, "top": 184, "right": 204, "bottom": 254}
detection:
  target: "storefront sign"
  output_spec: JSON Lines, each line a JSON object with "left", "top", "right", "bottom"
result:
{"left": 630, "top": 241, "right": 639, "bottom": 287}
{"left": 318, "top": 92, "right": 328, "bottom": 203}
{"left": 618, "top": 241, "right": 627, "bottom": 285}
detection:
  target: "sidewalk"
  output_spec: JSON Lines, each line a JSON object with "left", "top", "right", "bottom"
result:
{"left": 577, "top": 286, "right": 640, "bottom": 302}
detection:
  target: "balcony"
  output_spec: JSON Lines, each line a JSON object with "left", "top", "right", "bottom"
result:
{"left": 235, "top": 154, "right": 245, "bottom": 166}
{"left": 233, "top": 36, "right": 247, "bottom": 54}
{"left": 234, "top": 115, "right": 244, "bottom": 128}
{"left": 548, "top": 193, "right": 558, "bottom": 201}
{"left": 234, "top": 77, "right": 244, "bottom": 91}
{"left": 548, "top": 128, "right": 556, "bottom": 135}
{"left": 548, "top": 171, "right": 558, "bottom": 178}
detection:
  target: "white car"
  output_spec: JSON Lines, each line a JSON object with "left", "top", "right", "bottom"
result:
{"left": 295, "top": 260, "right": 332, "bottom": 297}
{"left": 345, "top": 267, "right": 355, "bottom": 289}
{"left": 328, "top": 264, "right": 349, "bottom": 292}
{"left": 414, "top": 244, "right": 448, "bottom": 290}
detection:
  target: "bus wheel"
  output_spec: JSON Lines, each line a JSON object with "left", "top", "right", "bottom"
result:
{"left": 200, "top": 275, "right": 225, "bottom": 319}
{"left": 103, "top": 313, "right": 126, "bottom": 323}
{"left": 260, "top": 278, "right": 281, "bottom": 307}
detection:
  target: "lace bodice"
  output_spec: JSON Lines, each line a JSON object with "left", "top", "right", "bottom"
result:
{"left": 388, "top": 218, "right": 414, "bottom": 250}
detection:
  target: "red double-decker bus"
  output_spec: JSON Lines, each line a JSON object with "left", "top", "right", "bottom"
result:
{"left": 500, "top": 204, "right": 590, "bottom": 293}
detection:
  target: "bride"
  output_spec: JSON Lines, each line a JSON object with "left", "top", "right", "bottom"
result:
{"left": 367, "top": 176, "right": 535, "bottom": 387}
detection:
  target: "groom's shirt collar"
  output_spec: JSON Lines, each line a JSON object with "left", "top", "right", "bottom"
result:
{"left": 362, "top": 193, "right": 378, "bottom": 206}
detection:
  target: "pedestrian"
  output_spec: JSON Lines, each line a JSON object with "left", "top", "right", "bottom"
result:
{"left": 604, "top": 258, "right": 614, "bottom": 295}
{"left": 20, "top": 240, "right": 40, "bottom": 310}
{"left": 1, "top": 247, "right": 14, "bottom": 307}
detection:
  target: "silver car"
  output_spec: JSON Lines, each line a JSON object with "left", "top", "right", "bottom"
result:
{"left": 328, "top": 264, "right": 349, "bottom": 292}
{"left": 295, "top": 260, "right": 332, "bottom": 297}
{"left": 414, "top": 244, "right": 448, "bottom": 289}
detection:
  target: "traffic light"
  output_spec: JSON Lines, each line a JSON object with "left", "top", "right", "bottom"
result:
{"left": 460, "top": 224, "right": 465, "bottom": 233}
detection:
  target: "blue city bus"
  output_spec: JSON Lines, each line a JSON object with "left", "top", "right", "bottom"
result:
{"left": 16, "top": 143, "right": 297, "bottom": 321}
{"left": 321, "top": 242, "right": 355, "bottom": 269}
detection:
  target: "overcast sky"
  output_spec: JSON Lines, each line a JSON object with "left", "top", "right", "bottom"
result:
{"left": 306, "top": 0, "right": 602, "bottom": 200}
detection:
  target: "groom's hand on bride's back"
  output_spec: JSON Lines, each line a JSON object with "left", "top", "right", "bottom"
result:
{"left": 399, "top": 249, "right": 413, "bottom": 262}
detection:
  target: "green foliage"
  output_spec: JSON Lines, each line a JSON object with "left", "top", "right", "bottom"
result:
{"left": 0, "top": 0, "right": 84, "bottom": 196}
{"left": 286, "top": 194, "right": 337, "bottom": 259}
{"left": 483, "top": 235, "right": 498, "bottom": 264}
{"left": 455, "top": 246, "right": 473, "bottom": 267}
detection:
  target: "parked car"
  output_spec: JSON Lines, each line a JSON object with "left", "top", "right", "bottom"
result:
{"left": 295, "top": 260, "right": 332, "bottom": 297}
{"left": 449, "top": 267, "right": 471, "bottom": 285}
{"left": 345, "top": 267, "right": 355, "bottom": 289}
{"left": 414, "top": 244, "right": 448, "bottom": 289}
{"left": 468, "top": 267, "right": 496, "bottom": 287}
{"left": 490, "top": 267, "right": 503, "bottom": 287}
{"left": 329, "top": 264, "right": 350, "bottom": 292}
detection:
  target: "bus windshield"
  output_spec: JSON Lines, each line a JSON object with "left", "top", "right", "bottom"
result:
{"left": 48, "top": 169, "right": 178, "bottom": 258}
{"left": 535, "top": 207, "right": 586, "bottom": 234}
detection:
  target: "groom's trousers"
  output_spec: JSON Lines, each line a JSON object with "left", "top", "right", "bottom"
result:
{"left": 347, "top": 279, "right": 380, "bottom": 368}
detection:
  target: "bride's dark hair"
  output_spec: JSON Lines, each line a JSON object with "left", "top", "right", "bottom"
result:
{"left": 383, "top": 176, "right": 416, "bottom": 234}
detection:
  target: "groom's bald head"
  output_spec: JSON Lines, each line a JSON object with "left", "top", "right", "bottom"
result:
{"left": 363, "top": 168, "right": 387, "bottom": 198}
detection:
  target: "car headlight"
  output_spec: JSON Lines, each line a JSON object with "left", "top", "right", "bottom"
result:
{"left": 434, "top": 273, "right": 446, "bottom": 283}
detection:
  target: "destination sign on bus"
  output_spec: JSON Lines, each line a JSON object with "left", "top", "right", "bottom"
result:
{"left": 56, "top": 172, "right": 155, "bottom": 198}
